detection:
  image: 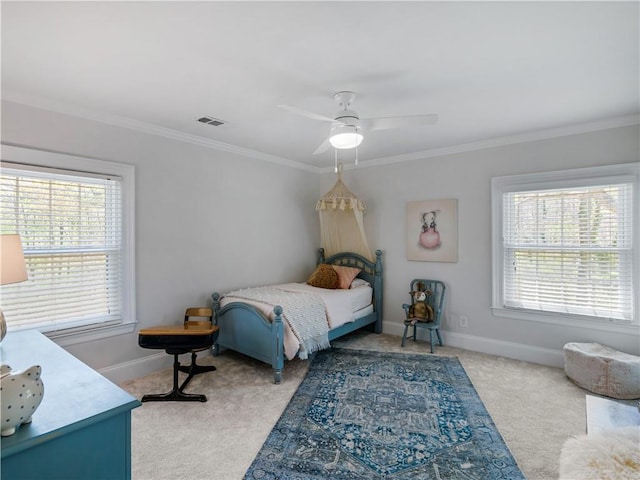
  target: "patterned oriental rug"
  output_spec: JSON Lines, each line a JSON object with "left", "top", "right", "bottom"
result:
{"left": 244, "top": 348, "right": 525, "bottom": 479}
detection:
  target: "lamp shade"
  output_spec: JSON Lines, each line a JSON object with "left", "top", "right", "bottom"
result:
{"left": 329, "top": 125, "right": 363, "bottom": 149}
{"left": 0, "top": 234, "right": 28, "bottom": 285}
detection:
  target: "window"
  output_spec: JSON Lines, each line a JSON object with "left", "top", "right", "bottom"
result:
{"left": 492, "top": 163, "right": 638, "bottom": 331}
{"left": 0, "top": 146, "right": 135, "bottom": 344}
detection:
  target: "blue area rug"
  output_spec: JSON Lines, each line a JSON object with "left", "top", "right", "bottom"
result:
{"left": 245, "top": 348, "right": 525, "bottom": 479}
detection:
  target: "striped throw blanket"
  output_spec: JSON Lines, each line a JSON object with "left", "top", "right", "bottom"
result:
{"left": 224, "top": 286, "right": 330, "bottom": 359}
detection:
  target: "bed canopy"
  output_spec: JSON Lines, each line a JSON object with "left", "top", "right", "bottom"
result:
{"left": 316, "top": 164, "right": 373, "bottom": 261}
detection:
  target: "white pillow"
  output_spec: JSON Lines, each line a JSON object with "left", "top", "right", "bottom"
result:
{"left": 350, "top": 278, "right": 370, "bottom": 289}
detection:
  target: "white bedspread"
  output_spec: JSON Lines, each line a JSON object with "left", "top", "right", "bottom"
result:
{"left": 222, "top": 285, "right": 329, "bottom": 360}
{"left": 276, "top": 283, "right": 354, "bottom": 329}
{"left": 220, "top": 282, "right": 372, "bottom": 360}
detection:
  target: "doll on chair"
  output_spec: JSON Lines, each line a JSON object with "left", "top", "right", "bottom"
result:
{"left": 406, "top": 281, "right": 434, "bottom": 324}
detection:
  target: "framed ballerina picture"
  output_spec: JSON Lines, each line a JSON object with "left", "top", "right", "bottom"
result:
{"left": 406, "top": 199, "right": 458, "bottom": 262}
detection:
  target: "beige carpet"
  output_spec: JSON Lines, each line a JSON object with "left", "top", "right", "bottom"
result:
{"left": 120, "top": 332, "right": 587, "bottom": 480}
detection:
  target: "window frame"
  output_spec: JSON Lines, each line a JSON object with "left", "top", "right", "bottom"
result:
{"left": 491, "top": 163, "right": 639, "bottom": 333}
{"left": 1, "top": 144, "right": 136, "bottom": 346}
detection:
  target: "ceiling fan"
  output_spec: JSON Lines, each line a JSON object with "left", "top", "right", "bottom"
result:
{"left": 278, "top": 91, "right": 438, "bottom": 155}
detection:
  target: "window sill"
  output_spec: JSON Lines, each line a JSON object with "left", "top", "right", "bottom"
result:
{"left": 491, "top": 307, "right": 639, "bottom": 335}
{"left": 43, "top": 320, "right": 138, "bottom": 347}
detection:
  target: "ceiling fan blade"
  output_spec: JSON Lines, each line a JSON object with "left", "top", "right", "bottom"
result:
{"left": 313, "top": 137, "right": 332, "bottom": 155}
{"left": 277, "top": 104, "right": 336, "bottom": 123}
{"left": 360, "top": 114, "right": 438, "bottom": 131}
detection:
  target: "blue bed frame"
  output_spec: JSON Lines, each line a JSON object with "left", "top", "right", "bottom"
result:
{"left": 211, "top": 249, "right": 383, "bottom": 383}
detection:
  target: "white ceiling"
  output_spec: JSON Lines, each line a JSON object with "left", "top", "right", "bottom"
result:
{"left": 2, "top": 1, "right": 638, "bottom": 170}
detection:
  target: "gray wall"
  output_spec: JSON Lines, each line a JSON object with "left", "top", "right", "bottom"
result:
{"left": 329, "top": 125, "right": 639, "bottom": 365}
{"left": 1, "top": 101, "right": 320, "bottom": 375}
{"left": 2, "top": 100, "right": 639, "bottom": 378}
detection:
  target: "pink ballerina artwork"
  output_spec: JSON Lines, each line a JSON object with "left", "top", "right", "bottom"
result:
{"left": 419, "top": 210, "right": 441, "bottom": 249}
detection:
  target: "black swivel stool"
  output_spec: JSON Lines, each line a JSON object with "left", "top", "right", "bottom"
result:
{"left": 138, "top": 308, "right": 219, "bottom": 402}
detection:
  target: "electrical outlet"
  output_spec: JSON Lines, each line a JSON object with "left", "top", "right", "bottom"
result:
{"left": 459, "top": 315, "right": 468, "bottom": 328}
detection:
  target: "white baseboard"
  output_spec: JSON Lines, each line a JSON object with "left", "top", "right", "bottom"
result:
{"left": 98, "top": 350, "right": 211, "bottom": 384}
{"left": 101, "top": 326, "right": 565, "bottom": 384}
{"left": 383, "top": 321, "right": 564, "bottom": 368}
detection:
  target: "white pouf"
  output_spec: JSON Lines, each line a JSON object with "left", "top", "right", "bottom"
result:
{"left": 564, "top": 342, "right": 640, "bottom": 400}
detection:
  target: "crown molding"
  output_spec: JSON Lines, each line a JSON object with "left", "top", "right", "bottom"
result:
{"left": 327, "top": 114, "right": 640, "bottom": 173}
{"left": 4, "top": 91, "right": 637, "bottom": 175}
{"left": 2, "top": 91, "right": 322, "bottom": 173}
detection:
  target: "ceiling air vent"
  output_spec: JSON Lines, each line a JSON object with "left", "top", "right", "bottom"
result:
{"left": 197, "top": 116, "right": 226, "bottom": 127}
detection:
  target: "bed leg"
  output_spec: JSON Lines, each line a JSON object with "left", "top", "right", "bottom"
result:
{"left": 271, "top": 305, "right": 285, "bottom": 385}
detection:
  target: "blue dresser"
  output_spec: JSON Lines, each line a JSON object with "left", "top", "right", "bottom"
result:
{"left": 0, "top": 330, "right": 141, "bottom": 480}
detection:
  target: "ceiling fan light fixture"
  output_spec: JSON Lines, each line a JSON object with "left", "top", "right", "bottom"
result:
{"left": 329, "top": 125, "right": 363, "bottom": 149}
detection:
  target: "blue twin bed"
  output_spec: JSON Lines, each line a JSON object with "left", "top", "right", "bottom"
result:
{"left": 211, "top": 249, "right": 383, "bottom": 383}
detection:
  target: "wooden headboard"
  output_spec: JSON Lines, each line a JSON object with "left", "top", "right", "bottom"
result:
{"left": 319, "top": 249, "right": 380, "bottom": 285}
{"left": 318, "top": 248, "right": 383, "bottom": 320}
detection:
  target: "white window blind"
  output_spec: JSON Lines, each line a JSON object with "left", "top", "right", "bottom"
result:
{"left": 1, "top": 163, "right": 123, "bottom": 332}
{"left": 501, "top": 181, "right": 634, "bottom": 322}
